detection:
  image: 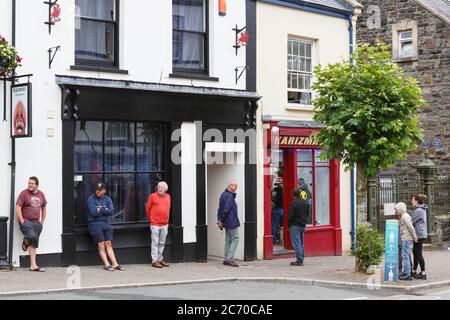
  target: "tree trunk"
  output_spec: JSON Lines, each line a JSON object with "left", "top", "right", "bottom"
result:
{"left": 355, "top": 163, "right": 369, "bottom": 272}
{"left": 356, "top": 162, "right": 368, "bottom": 225}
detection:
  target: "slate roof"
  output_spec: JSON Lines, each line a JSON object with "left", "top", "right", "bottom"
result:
{"left": 280, "top": 0, "right": 355, "bottom": 14}
{"left": 414, "top": 0, "right": 450, "bottom": 23}
{"left": 304, "top": 0, "right": 355, "bottom": 12}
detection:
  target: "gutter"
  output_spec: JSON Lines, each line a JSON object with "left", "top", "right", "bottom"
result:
{"left": 55, "top": 75, "right": 261, "bottom": 100}
{"left": 348, "top": 13, "right": 356, "bottom": 251}
{"left": 258, "top": 0, "right": 353, "bottom": 20}
{"left": 8, "top": 0, "right": 16, "bottom": 268}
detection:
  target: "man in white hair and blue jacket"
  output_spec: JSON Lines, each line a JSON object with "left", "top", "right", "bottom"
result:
{"left": 217, "top": 180, "right": 240, "bottom": 267}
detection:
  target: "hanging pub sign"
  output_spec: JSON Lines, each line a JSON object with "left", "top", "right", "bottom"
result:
{"left": 274, "top": 135, "right": 319, "bottom": 147}
{"left": 11, "top": 82, "right": 32, "bottom": 138}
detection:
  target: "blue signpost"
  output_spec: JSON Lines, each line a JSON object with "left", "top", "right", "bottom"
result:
{"left": 384, "top": 219, "right": 399, "bottom": 283}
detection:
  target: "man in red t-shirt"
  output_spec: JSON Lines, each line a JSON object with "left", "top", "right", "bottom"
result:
{"left": 16, "top": 176, "right": 47, "bottom": 272}
{"left": 146, "top": 181, "right": 171, "bottom": 268}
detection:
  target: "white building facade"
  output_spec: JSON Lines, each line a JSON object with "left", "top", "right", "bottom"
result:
{"left": 0, "top": 0, "right": 259, "bottom": 267}
{"left": 255, "top": 0, "right": 361, "bottom": 259}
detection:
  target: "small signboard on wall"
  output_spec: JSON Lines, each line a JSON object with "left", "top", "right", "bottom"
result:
{"left": 11, "top": 82, "right": 32, "bottom": 138}
{"left": 383, "top": 203, "right": 396, "bottom": 216}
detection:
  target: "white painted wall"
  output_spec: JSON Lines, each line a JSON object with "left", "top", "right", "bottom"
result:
{"left": 181, "top": 122, "right": 197, "bottom": 244}
{"left": 0, "top": 0, "right": 249, "bottom": 266}
{"left": 256, "top": 2, "right": 350, "bottom": 120}
{"left": 255, "top": 2, "right": 354, "bottom": 257}
{"left": 205, "top": 144, "right": 245, "bottom": 261}
{"left": 0, "top": 0, "right": 14, "bottom": 266}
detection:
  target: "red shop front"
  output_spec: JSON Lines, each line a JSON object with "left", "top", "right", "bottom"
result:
{"left": 263, "top": 121, "right": 342, "bottom": 259}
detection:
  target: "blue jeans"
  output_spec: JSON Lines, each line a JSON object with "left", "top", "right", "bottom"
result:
{"left": 401, "top": 240, "right": 413, "bottom": 276}
{"left": 271, "top": 208, "right": 283, "bottom": 242}
{"left": 289, "top": 225, "right": 305, "bottom": 263}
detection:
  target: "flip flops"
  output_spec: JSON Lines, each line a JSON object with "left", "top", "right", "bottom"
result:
{"left": 113, "top": 265, "right": 125, "bottom": 271}
{"left": 104, "top": 265, "right": 114, "bottom": 271}
{"left": 22, "top": 239, "right": 29, "bottom": 251}
{"left": 29, "top": 267, "right": 45, "bottom": 272}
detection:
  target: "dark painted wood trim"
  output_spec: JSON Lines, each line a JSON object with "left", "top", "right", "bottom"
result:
{"left": 244, "top": 132, "right": 257, "bottom": 261}
{"left": 246, "top": 0, "right": 257, "bottom": 92}
{"left": 196, "top": 123, "right": 207, "bottom": 262}
{"left": 20, "top": 253, "right": 62, "bottom": 268}
{"left": 21, "top": 243, "right": 198, "bottom": 268}
{"left": 75, "top": 0, "right": 121, "bottom": 68}
{"left": 61, "top": 118, "right": 76, "bottom": 266}
{"left": 169, "top": 122, "right": 184, "bottom": 262}
{"left": 169, "top": 73, "right": 219, "bottom": 82}
{"left": 70, "top": 65, "right": 129, "bottom": 75}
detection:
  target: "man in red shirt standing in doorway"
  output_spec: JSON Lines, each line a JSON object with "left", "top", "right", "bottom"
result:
{"left": 146, "top": 181, "right": 171, "bottom": 268}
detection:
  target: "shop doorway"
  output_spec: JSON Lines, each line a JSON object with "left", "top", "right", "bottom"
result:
{"left": 270, "top": 149, "right": 298, "bottom": 255}
{"left": 205, "top": 143, "right": 245, "bottom": 261}
{"left": 271, "top": 148, "right": 327, "bottom": 255}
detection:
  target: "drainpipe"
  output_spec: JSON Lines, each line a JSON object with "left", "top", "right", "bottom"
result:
{"left": 8, "top": 0, "right": 17, "bottom": 268}
{"left": 348, "top": 13, "right": 356, "bottom": 251}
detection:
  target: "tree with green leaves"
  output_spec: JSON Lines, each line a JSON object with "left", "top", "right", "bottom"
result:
{"left": 312, "top": 42, "right": 425, "bottom": 225}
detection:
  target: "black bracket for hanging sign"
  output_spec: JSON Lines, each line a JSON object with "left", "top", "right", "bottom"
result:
{"left": 235, "top": 66, "right": 249, "bottom": 85}
{"left": 1, "top": 74, "right": 33, "bottom": 121}
{"left": 44, "top": 0, "right": 61, "bottom": 35}
{"left": 232, "top": 25, "right": 249, "bottom": 56}
{"left": 48, "top": 46, "right": 60, "bottom": 69}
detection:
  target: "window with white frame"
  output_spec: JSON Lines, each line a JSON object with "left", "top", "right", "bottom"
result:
{"left": 287, "top": 38, "right": 313, "bottom": 105}
{"left": 399, "top": 30, "right": 413, "bottom": 58}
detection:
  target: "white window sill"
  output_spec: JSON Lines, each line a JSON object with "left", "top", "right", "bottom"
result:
{"left": 285, "top": 104, "right": 313, "bottom": 111}
{"left": 393, "top": 55, "right": 419, "bottom": 63}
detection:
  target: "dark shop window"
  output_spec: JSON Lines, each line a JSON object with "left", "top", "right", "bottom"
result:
{"left": 73, "top": 121, "right": 166, "bottom": 225}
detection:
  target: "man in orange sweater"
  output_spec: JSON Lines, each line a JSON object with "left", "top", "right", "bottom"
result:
{"left": 146, "top": 181, "right": 171, "bottom": 268}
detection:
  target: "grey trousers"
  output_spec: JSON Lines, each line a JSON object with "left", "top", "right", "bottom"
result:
{"left": 150, "top": 225, "right": 168, "bottom": 263}
{"left": 224, "top": 228, "right": 239, "bottom": 260}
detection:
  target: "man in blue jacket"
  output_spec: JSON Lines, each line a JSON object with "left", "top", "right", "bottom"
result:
{"left": 87, "top": 182, "right": 124, "bottom": 271}
{"left": 217, "top": 180, "right": 240, "bottom": 267}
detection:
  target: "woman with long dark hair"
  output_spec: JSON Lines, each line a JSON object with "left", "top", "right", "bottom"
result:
{"left": 411, "top": 194, "right": 428, "bottom": 280}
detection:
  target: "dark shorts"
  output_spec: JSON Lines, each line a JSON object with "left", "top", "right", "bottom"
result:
{"left": 88, "top": 222, "right": 113, "bottom": 244}
{"left": 20, "top": 220, "right": 43, "bottom": 248}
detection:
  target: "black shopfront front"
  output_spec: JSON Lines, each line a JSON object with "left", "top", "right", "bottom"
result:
{"left": 55, "top": 76, "right": 259, "bottom": 267}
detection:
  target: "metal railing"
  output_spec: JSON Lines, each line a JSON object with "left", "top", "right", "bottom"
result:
{"left": 371, "top": 173, "right": 450, "bottom": 234}
{"left": 435, "top": 175, "right": 450, "bottom": 216}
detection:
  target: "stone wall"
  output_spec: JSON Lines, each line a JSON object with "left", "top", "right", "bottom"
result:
{"left": 356, "top": 0, "right": 450, "bottom": 176}
{"left": 435, "top": 215, "right": 450, "bottom": 243}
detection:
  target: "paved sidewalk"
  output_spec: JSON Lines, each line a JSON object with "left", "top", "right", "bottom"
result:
{"left": 1, "top": 250, "right": 449, "bottom": 297}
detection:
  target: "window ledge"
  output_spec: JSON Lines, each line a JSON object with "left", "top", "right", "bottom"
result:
{"left": 169, "top": 73, "right": 219, "bottom": 82}
{"left": 393, "top": 56, "right": 419, "bottom": 63}
{"left": 285, "top": 104, "right": 314, "bottom": 111}
{"left": 74, "top": 222, "right": 149, "bottom": 232}
{"left": 70, "top": 65, "right": 129, "bottom": 75}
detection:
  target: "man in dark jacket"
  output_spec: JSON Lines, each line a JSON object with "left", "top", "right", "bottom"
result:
{"left": 288, "top": 188, "right": 309, "bottom": 266}
{"left": 217, "top": 180, "right": 240, "bottom": 267}
{"left": 87, "top": 182, "right": 124, "bottom": 271}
